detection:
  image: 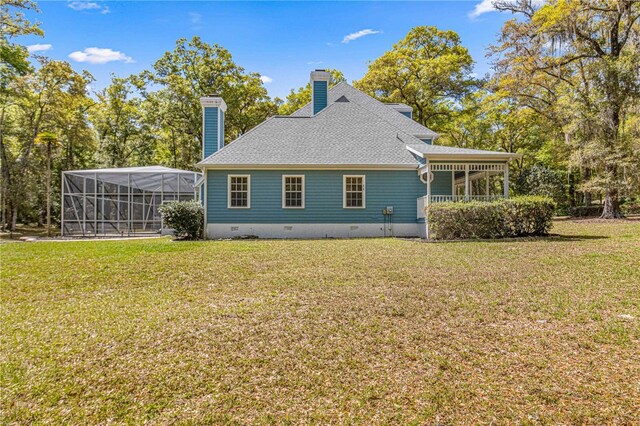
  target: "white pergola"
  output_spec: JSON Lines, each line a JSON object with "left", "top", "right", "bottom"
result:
{"left": 61, "top": 166, "right": 200, "bottom": 237}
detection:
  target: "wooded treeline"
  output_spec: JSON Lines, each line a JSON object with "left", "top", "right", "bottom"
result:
{"left": 1, "top": 0, "right": 639, "bottom": 232}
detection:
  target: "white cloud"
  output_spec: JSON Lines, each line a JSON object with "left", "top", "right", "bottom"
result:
{"left": 189, "top": 12, "right": 202, "bottom": 24}
{"left": 68, "top": 1, "right": 100, "bottom": 11}
{"left": 469, "top": 0, "right": 545, "bottom": 18}
{"left": 469, "top": 0, "right": 496, "bottom": 18}
{"left": 68, "top": 47, "right": 134, "bottom": 64}
{"left": 342, "top": 29, "right": 381, "bottom": 44}
{"left": 27, "top": 43, "right": 53, "bottom": 53}
{"left": 260, "top": 75, "right": 273, "bottom": 84}
{"left": 68, "top": 1, "right": 110, "bottom": 14}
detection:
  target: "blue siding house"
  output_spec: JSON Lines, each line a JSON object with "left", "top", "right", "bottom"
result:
{"left": 197, "top": 70, "right": 520, "bottom": 239}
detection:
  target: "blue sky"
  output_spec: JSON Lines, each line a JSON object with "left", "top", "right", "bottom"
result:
{"left": 24, "top": 1, "right": 512, "bottom": 99}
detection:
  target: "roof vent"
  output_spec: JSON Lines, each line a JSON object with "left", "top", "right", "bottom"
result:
{"left": 335, "top": 95, "right": 349, "bottom": 102}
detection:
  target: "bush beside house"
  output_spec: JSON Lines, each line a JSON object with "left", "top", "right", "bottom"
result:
{"left": 158, "top": 201, "right": 204, "bottom": 240}
{"left": 428, "top": 196, "right": 556, "bottom": 240}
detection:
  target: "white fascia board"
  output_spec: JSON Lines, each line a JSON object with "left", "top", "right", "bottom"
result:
{"left": 197, "top": 164, "right": 420, "bottom": 171}
{"left": 406, "top": 145, "right": 425, "bottom": 157}
{"left": 390, "top": 105, "right": 413, "bottom": 113}
{"left": 406, "top": 145, "right": 522, "bottom": 162}
{"left": 424, "top": 153, "right": 522, "bottom": 161}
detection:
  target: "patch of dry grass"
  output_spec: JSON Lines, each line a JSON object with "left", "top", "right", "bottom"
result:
{"left": 1, "top": 219, "right": 639, "bottom": 424}
{"left": 0, "top": 224, "right": 55, "bottom": 242}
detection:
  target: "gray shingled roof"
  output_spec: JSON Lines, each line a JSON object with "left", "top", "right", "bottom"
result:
{"left": 292, "top": 82, "right": 439, "bottom": 138}
{"left": 197, "top": 83, "right": 519, "bottom": 168}
{"left": 199, "top": 99, "right": 425, "bottom": 167}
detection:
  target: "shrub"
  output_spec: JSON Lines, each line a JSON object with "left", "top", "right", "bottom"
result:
{"left": 621, "top": 200, "right": 640, "bottom": 215}
{"left": 515, "top": 165, "right": 567, "bottom": 205}
{"left": 569, "top": 205, "right": 603, "bottom": 217}
{"left": 428, "top": 196, "right": 556, "bottom": 240}
{"left": 158, "top": 201, "right": 204, "bottom": 240}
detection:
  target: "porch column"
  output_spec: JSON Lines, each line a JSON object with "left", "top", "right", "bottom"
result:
{"left": 503, "top": 162, "right": 509, "bottom": 198}
{"left": 425, "top": 160, "right": 431, "bottom": 239}
{"left": 485, "top": 171, "right": 490, "bottom": 197}
{"left": 464, "top": 164, "right": 470, "bottom": 201}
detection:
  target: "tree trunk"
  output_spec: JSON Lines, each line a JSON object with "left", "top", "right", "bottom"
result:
{"left": 567, "top": 171, "right": 576, "bottom": 208}
{"left": 11, "top": 203, "right": 17, "bottom": 232}
{"left": 602, "top": 187, "right": 623, "bottom": 219}
{"left": 46, "top": 143, "right": 52, "bottom": 237}
{"left": 0, "top": 186, "right": 4, "bottom": 232}
{"left": 584, "top": 168, "right": 592, "bottom": 207}
{"left": 601, "top": 153, "right": 623, "bottom": 218}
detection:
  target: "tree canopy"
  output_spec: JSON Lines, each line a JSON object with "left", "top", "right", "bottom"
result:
{"left": 354, "top": 26, "right": 478, "bottom": 131}
{"left": 1, "top": 2, "right": 639, "bottom": 231}
{"left": 491, "top": 0, "right": 640, "bottom": 217}
{"left": 133, "top": 37, "right": 278, "bottom": 169}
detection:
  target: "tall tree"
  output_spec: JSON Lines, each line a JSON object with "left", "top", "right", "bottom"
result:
{"left": 492, "top": 0, "right": 640, "bottom": 218}
{"left": 442, "top": 90, "right": 552, "bottom": 172}
{"left": 34, "top": 131, "right": 60, "bottom": 236}
{"left": 138, "top": 37, "right": 277, "bottom": 169}
{"left": 0, "top": 0, "right": 42, "bottom": 230}
{"left": 354, "top": 26, "right": 478, "bottom": 131}
{"left": 1, "top": 59, "right": 91, "bottom": 230}
{"left": 91, "top": 76, "right": 154, "bottom": 167}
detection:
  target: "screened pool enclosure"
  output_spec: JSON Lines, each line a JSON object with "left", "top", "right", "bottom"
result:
{"left": 61, "top": 166, "right": 201, "bottom": 237}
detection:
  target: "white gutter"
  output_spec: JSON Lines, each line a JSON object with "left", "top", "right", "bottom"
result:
{"left": 196, "top": 164, "right": 420, "bottom": 171}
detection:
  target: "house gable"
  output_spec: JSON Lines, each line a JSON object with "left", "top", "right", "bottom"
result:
{"left": 198, "top": 98, "right": 424, "bottom": 168}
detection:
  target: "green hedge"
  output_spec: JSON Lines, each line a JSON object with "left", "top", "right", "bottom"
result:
{"left": 158, "top": 200, "right": 204, "bottom": 240}
{"left": 570, "top": 205, "right": 603, "bottom": 217}
{"left": 428, "top": 196, "right": 556, "bottom": 240}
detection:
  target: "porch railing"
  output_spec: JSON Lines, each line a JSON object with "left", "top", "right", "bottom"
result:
{"left": 417, "top": 195, "right": 505, "bottom": 219}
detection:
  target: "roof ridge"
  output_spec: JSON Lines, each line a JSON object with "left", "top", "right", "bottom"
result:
{"left": 197, "top": 114, "right": 280, "bottom": 165}
{"left": 335, "top": 85, "right": 436, "bottom": 140}
{"left": 337, "top": 84, "right": 438, "bottom": 134}
{"left": 290, "top": 82, "right": 438, "bottom": 137}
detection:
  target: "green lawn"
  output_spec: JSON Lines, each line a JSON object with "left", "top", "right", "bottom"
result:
{"left": 1, "top": 220, "right": 639, "bottom": 424}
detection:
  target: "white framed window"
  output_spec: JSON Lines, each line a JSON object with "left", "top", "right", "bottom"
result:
{"left": 227, "top": 175, "right": 250, "bottom": 208}
{"left": 343, "top": 175, "right": 365, "bottom": 209}
{"left": 282, "top": 175, "right": 305, "bottom": 209}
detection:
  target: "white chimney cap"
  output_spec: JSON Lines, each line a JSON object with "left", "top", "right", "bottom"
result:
{"left": 200, "top": 96, "right": 227, "bottom": 112}
{"left": 310, "top": 70, "right": 331, "bottom": 82}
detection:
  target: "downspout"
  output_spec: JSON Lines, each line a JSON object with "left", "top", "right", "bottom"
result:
{"left": 203, "top": 169, "right": 208, "bottom": 240}
{"left": 425, "top": 158, "right": 431, "bottom": 240}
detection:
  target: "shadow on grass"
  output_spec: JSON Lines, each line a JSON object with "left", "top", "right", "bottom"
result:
{"left": 410, "top": 234, "right": 609, "bottom": 244}
{"left": 545, "top": 234, "right": 609, "bottom": 242}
